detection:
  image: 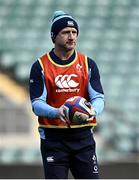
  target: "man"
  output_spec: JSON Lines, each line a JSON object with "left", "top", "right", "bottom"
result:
{"left": 29, "top": 10, "right": 104, "bottom": 179}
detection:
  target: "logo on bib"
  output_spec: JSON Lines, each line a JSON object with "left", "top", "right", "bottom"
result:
{"left": 55, "top": 74, "right": 80, "bottom": 93}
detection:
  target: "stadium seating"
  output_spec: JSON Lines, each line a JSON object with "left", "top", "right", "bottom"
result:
{"left": 0, "top": 0, "right": 139, "bottom": 163}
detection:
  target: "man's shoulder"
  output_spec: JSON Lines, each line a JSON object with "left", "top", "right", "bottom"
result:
{"left": 31, "top": 59, "right": 42, "bottom": 72}
{"left": 87, "top": 57, "right": 97, "bottom": 68}
{"left": 39, "top": 52, "right": 49, "bottom": 60}
{"left": 77, "top": 51, "right": 96, "bottom": 63}
{"left": 77, "top": 51, "right": 86, "bottom": 57}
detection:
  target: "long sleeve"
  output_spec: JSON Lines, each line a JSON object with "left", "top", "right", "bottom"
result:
{"left": 29, "top": 60, "right": 59, "bottom": 118}
{"left": 87, "top": 58, "right": 105, "bottom": 116}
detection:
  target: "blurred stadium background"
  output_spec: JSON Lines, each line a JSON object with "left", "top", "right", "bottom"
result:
{"left": 0, "top": 0, "right": 139, "bottom": 178}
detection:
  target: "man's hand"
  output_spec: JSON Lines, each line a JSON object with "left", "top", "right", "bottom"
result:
{"left": 58, "top": 105, "right": 71, "bottom": 127}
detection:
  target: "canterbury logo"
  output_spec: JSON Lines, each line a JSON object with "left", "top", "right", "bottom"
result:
{"left": 55, "top": 74, "right": 79, "bottom": 88}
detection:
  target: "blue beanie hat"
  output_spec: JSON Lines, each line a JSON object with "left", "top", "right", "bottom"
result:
{"left": 51, "top": 11, "right": 79, "bottom": 42}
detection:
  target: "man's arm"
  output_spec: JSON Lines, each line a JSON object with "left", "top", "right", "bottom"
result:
{"left": 87, "top": 57, "right": 105, "bottom": 116}
{"left": 29, "top": 60, "right": 59, "bottom": 118}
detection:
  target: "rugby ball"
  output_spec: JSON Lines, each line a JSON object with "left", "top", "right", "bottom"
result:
{"left": 63, "top": 96, "right": 93, "bottom": 124}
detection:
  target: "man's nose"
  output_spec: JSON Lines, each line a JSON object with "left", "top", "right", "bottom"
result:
{"left": 69, "top": 32, "right": 74, "bottom": 38}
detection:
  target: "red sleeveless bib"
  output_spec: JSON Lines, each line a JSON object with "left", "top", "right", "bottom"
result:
{"left": 38, "top": 51, "right": 96, "bottom": 128}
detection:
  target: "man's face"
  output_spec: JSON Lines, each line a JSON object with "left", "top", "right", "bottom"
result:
{"left": 55, "top": 27, "right": 78, "bottom": 51}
